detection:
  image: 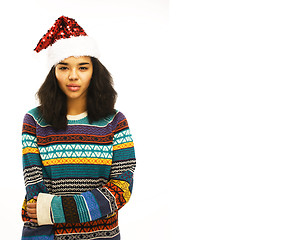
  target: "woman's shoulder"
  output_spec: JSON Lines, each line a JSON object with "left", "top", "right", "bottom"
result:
{"left": 26, "top": 107, "right": 40, "bottom": 118}
{"left": 111, "top": 110, "right": 132, "bottom": 130}
{"left": 88, "top": 110, "right": 128, "bottom": 129}
{"left": 112, "top": 110, "right": 128, "bottom": 123}
{"left": 24, "top": 107, "right": 48, "bottom": 127}
{"left": 89, "top": 109, "right": 121, "bottom": 127}
{"left": 111, "top": 109, "right": 131, "bottom": 124}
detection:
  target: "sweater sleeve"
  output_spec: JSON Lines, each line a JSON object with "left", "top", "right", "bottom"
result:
{"left": 21, "top": 113, "right": 54, "bottom": 239}
{"left": 21, "top": 113, "right": 50, "bottom": 221}
{"left": 37, "top": 113, "right": 136, "bottom": 225}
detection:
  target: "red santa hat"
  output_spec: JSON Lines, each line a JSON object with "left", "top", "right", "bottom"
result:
{"left": 34, "top": 16, "right": 100, "bottom": 67}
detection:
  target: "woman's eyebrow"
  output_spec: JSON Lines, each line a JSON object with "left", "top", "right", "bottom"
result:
{"left": 57, "top": 62, "right": 90, "bottom": 66}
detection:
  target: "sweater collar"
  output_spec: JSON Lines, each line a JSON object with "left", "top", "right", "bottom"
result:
{"left": 66, "top": 111, "right": 88, "bottom": 120}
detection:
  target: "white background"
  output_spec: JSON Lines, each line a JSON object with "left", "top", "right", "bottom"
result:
{"left": 0, "top": 0, "right": 293, "bottom": 239}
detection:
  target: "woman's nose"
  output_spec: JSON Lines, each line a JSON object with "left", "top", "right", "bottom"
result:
{"left": 69, "top": 68, "right": 78, "bottom": 80}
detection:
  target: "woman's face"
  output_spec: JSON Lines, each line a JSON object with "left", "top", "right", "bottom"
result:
{"left": 55, "top": 56, "right": 93, "bottom": 101}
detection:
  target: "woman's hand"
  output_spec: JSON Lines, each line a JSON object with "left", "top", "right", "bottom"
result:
{"left": 27, "top": 196, "right": 38, "bottom": 223}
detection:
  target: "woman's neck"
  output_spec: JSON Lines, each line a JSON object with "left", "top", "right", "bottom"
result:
{"left": 67, "top": 98, "right": 87, "bottom": 115}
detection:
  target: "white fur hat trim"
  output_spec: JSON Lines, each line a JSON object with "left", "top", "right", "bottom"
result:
{"left": 47, "top": 36, "right": 100, "bottom": 67}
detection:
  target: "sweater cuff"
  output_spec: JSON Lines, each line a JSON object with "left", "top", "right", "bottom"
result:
{"left": 37, "top": 193, "right": 54, "bottom": 225}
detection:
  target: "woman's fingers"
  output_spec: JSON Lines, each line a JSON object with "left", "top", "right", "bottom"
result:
{"left": 27, "top": 202, "right": 37, "bottom": 212}
{"left": 27, "top": 203, "right": 36, "bottom": 212}
{"left": 27, "top": 202, "right": 37, "bottom": 222}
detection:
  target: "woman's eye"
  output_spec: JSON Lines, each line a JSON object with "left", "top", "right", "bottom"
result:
{"left": 59, "top": 67, "right": 68, "bottom": 70}
{"left": 80, "top": 67, "right": 88, "bottom": 70}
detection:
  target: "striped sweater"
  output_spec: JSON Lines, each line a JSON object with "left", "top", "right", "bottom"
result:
{"left": 21, "top": 107, "right": 136, "bottom": 240}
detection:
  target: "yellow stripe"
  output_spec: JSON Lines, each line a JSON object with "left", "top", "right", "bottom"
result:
{"left": 42, "top": 158, "right": 112, "bottom": 166}
{"left": 113, "top": 142, "right": 134, "bottom": 151}
{"left": 110, "top": 179, "right": 131, "bottom": 202}
{"left": 23, "top": 147, "right": 39, "bottom": 155}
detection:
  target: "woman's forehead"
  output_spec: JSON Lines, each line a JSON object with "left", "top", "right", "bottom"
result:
{"left": 59, "top": 56, "right": 92, "bottom": 65}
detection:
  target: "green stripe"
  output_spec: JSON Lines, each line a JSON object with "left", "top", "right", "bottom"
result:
{"left": 23, "top": 154, "right": 42, "bottom": 168}
{"left": 51, "top": 196, "right": 66, "bottom": 223}
{"left": 43, "top": 165, "right": 111, "bottom": 178}
{"left": 113, "top": 147, "right": 135, "bottom": 161}
{"left": 74, "top": 195, "right": 91, "bottom": 222}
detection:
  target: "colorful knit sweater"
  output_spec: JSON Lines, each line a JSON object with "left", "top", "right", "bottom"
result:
{"left": 21, "top": 107, "right": 136, "bottom": 240}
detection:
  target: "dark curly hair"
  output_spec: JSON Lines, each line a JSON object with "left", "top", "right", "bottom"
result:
{"left": 37, "top": 57, "right": 117, "bottom": 130}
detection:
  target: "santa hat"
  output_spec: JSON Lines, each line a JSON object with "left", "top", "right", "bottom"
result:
{"left": 34, "top": 16, "right": 100, "bottom": 67}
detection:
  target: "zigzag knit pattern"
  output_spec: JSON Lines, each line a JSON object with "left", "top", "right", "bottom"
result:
{"left": 21, "top": 107, "right": 136, "bottom": 240}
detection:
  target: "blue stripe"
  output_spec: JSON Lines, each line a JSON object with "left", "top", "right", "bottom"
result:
{"left": 91, "top": 188, "right": 112, "bottom": 217}
{"left": 22, "top": 235, "right": 54, "bottom": 240}
{"left": 74, "top": 195, "right": 91, "bottom": 222}
{"left": 51, "top": 196, "right": 66, "bottom": 223}
{"left": 22, "top": 225, "right": 54, "bottom": 239}
{"left": 81, "top": 191, "right": 102, "bottom": 220}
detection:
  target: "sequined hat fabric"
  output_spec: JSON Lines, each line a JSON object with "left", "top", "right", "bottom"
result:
{"left": 34, "top": 16, "right": 88, "bottom": 53}
{"left": 34, "top": 16, "right": 100, "bottom": 66}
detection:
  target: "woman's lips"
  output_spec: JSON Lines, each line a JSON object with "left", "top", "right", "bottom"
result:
{"left": 67, "top": 84, "right": 81, "bottom": 92}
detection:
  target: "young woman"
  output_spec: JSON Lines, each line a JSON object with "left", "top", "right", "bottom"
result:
{"left": 21, "top": 16, "right": 136, "bottom": 240}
